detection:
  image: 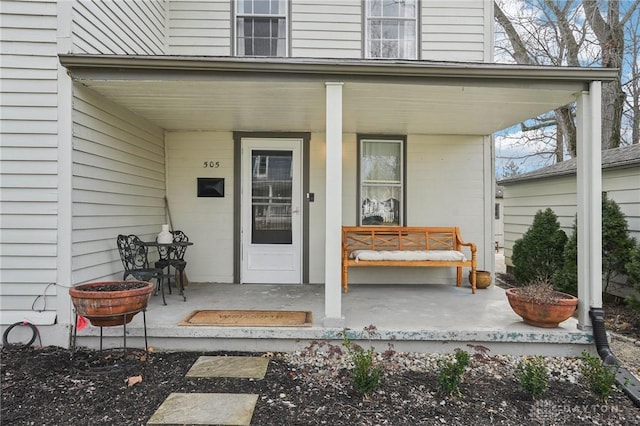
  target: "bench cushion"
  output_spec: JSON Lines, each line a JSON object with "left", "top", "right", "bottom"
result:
{"left": 350, "top": 249, "right": 467, "bottom": 262}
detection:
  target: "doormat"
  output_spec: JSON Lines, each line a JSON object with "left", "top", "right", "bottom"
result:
{"left": 179, "top": 310, "right": 313, "bottom": 327}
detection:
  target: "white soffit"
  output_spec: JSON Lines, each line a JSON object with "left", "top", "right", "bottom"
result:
{"left": 77, "top": 78, "right": 579, "bottom": 135}
{"left": 62, "top": 55, "right": 615, "bottom": 135}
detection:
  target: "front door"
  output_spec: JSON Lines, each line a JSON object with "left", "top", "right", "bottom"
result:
{"left": 241, "top": 138, "right": 302, "bottom": 283}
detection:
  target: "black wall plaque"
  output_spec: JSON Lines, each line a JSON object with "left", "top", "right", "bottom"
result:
{"left": 197, "top": 178, "right": 224, "bottom": 197}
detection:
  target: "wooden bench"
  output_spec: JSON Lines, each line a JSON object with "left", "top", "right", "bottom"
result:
{"left": 342, "top": 226, "right": 478, "bottom": 293}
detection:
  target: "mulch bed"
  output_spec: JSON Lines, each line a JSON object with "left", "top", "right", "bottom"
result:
{"left": 2, "top": 345, "right": 640, "bottom": 425}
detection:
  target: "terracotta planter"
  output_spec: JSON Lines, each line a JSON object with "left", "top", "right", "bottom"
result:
{"left": 69, "top": 281, "right": 153, "bottom": 327}
{"left": 505, "top": 287, "right": 578, "bottom": 328}
{"left": 470, "top": 270, "right": 491, "bottom": 289}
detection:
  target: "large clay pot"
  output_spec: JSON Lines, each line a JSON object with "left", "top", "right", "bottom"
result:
{"left": 505, "top": 287, "right": 578, "bottom": 328}
{"left": 69, "top": 281, "right": 153, "bottom": 327}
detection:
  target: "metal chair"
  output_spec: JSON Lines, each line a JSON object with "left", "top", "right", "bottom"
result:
{"left": 154, "top": 230, "right": 188, "bottom": 302}
{"left": 116, "top": 234, "right": 167, "bottom": 305}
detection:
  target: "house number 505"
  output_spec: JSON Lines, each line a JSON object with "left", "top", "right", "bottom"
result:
{"left": 203, "top": 161, "right": 220, "bottom": 168}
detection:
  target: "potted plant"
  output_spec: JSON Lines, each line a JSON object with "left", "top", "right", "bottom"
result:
{"left": 505, "top": 276, "right": 578, "bottom": 328}
{"left": 69, "top": 280, "right": 154, "bottom": 327}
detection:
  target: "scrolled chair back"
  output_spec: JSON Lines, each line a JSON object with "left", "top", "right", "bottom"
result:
{"left": 117, "top": 234, "right": 150, "bottom": 270}
{"left": 171, "top": 230, "right": 189, "bottom": 260}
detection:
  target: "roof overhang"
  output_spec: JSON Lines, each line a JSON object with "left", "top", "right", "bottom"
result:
{"left": 59, "top": 55, "right": 619, "bottom": 135}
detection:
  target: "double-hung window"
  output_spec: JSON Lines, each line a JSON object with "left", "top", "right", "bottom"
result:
{"left": 236, "top": 0, "right": 287, "bottom": 56}
{"left": 365, "top": 0, "right": 418, "bottom": 59}
{"left": 358, "top": 137, "right": 405, "bottom": 226}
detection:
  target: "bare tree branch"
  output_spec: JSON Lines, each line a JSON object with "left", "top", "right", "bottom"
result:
{"left": 545, "top": 0, "right": 580, "bottom": 66}
{"left": 620, "top": 0, "right": 640, "bottom": 26}
{"left": 494, "top": 1, "right": 533, "bottom": 64}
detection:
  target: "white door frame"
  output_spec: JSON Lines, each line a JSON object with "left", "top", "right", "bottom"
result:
{"left": 240, "top": 137, "right": 303, "bottom": 284}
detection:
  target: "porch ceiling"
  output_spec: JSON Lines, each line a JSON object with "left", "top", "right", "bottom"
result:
{"left": 62, "top": 55, "right": 617, "bottom": 135}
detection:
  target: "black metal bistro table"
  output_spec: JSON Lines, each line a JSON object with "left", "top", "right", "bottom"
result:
{"left": 142, "top": 241, "right": 193, "bottom": 302}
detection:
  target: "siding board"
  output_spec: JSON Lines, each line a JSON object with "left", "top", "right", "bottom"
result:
{"left": 0, "top": 106, "right": 58, "bottom": 120}
{"left": 1, "top": 175, "right": 58, "bottom": 188}
{"left": 1, "top": 188, "right": 57, "bottom": 203}
{"left": 1, "top": 285, "right": 56, "bottom": 296}
{"left": 1, "top": 120, "right": 58, "bottom": 134}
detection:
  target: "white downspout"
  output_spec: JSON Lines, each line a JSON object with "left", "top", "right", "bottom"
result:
{"left": 576, "top": 81, "right": 603, "bottom": 330}
{"left": 324, "top": 82, "right": 345, "bottom": 327}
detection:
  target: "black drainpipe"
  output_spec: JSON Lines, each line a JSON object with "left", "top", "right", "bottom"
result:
{"left": 589, "top": 307, "right": 640, "bottom": 407}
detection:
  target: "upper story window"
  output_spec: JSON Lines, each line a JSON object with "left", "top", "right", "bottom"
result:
{"left": 365, "top": 0, "right": 418, "bottom": 59}
{"left": 236, "top": 0, "right": 287, "bottom": 57}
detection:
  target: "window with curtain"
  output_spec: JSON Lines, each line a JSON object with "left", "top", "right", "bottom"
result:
{"left": 236, "top": 0, "right": 287, "bottom": 56}
{"left": 358, "top": 137, "right": 405, "bottom": 226}
{"left": 365, "top": 0, "right": 417, "bottom": 59}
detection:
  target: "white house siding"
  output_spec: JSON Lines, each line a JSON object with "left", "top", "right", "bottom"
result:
{"left": 71, "top": 0, "right": 166, "bottom": 54}
{"left": 501, "top": 176, "right": 577, "bottom": 265}
{"left": 72, "top": 85, "right": 165, "bottom": 285}
{"left": 163, "top": 1, "right": 490, "bottom": 60}
{"left": 421, "top": 0, "right": 489, "bottom": 62}
{"left": 604, "top": 167, "right": 640, "bottom": 240}
{"left": 291, "top": 0, "right": 362, "bottom": 58}
{"left": 0, "top": 0, "right": 59, "bottom": 323}
{"left": 166, "top": 0, "right": 231, "bottom": 56}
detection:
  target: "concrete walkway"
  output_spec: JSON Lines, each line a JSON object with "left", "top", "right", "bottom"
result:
{"left": 147, "top": 356, "right": 268, "bottom": 425}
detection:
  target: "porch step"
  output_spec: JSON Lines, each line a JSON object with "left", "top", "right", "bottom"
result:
{"left": 73, "top": 323, "right": 594, "bottom": 357}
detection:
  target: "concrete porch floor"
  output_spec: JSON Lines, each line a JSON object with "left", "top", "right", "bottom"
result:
{"left": 75, "top": 280, "right": 595, "bottom": 357}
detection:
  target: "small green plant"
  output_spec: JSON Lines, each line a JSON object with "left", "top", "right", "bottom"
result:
{"left": 515, "top": 356, "right": 548, "bottom": 400}
{"left": 341, "top": 327, "right": 383, "bottom": 396}
{"left": 437, "top": 349, "right": 470, "bottom": 396}
{"left": 580, "top": 350, "right": 618, "bottom": 403}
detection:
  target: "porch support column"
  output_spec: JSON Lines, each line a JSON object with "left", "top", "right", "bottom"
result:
{"left": 324, "top": 82, "right": 345, "bottom": 327}
{"left": 576, "top": 81, "right": 602, "bottom": 330}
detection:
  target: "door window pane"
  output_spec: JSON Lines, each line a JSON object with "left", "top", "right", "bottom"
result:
{"left": 251, "top": 150, "right": 292, "bottom": 244}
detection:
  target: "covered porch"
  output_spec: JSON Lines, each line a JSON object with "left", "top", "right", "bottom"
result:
{"left": 56, "top": 56, "right": 617, "bottom": 349}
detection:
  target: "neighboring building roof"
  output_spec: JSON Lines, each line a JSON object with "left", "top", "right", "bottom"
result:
{"left": 498, "top": 143, "right": 640, "bottom": 185}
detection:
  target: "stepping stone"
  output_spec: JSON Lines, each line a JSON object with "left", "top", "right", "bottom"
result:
{"left": 147, "top": 392, "right": 258, "bottom": 425}
{"left": 186, "top": 356, "right": 269, "bottom": 379}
